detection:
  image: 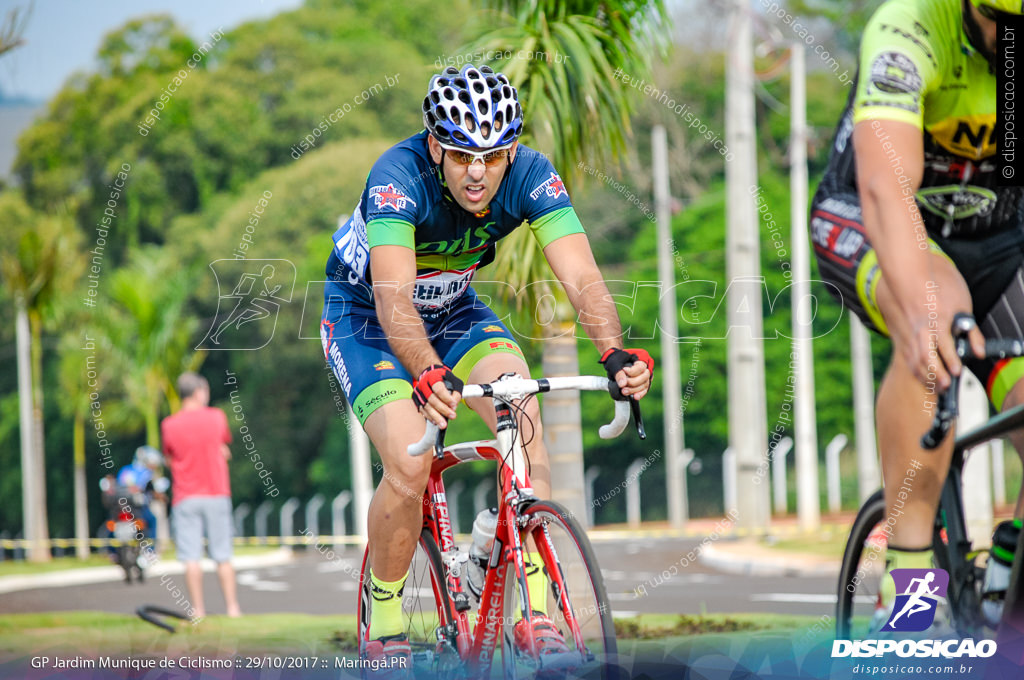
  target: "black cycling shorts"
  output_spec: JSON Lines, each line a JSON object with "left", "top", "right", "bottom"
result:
{"left": 810, "top": 183, "right": 1024, "bottom": 408}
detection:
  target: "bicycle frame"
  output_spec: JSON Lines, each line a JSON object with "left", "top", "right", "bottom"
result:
{"left": 420, "top": 400, "right": 584, "bottom": 677}
{"left": 929, "top": 403, "right": 1024, "bottom": 636}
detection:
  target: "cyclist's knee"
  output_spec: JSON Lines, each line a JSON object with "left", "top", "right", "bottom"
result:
{"left": 378, "top": 453, "right": 431, "bottom": 501}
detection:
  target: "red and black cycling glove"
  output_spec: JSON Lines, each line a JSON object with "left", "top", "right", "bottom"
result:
{"left": 412, "top": 364, "right": 465, "bottom": 409}
{"left": 599, "top": 348, "right": 655, "bottom": 400}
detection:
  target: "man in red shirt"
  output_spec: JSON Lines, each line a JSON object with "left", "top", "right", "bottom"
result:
{"left": 161, "top": 372, "right": 241, "bottom": 618}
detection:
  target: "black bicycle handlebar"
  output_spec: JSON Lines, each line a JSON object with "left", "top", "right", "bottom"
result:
{"left": 920, "top": 313, "right": 1024, "bottom": 449}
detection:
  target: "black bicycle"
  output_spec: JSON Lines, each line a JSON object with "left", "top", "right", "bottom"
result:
{"left": 837, "top": 314, "right": 1024, "bottom": 644}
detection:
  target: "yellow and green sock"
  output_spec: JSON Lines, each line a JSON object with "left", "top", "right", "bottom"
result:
{"left": 516, "top": 551, "right": 549, "bottom": 620}
{"left": 369, "top": 568, "right": 408, "bottom": 639}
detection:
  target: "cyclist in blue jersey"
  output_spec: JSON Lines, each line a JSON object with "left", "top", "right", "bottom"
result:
{"left": 320, "top": 64, "right": 653, "bottom": 666}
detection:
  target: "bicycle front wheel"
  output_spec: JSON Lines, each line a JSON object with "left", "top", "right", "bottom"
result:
{"left": 501, "top": 499, "right": 618, "bottom": 679}
{"left": 836, "top": 490, "right": 887, "bottom": 639}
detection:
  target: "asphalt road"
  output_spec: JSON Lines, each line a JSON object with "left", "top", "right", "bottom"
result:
{"left": 0, "top": 537, "right": 838, "bottom": 621}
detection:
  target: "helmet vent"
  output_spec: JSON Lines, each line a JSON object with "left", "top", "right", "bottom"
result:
{"left": 423, "top": 64, "right": 523, "bottom": 149}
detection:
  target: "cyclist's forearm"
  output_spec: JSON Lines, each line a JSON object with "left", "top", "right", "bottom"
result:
{"left": 860, "top": 186, "right": 934, "bottom": 323}
{"left": 566, "top": 276, "right": 623, "bottom": 354}
{"left": 375, "top": 289, "right": 442, "bottom": 375}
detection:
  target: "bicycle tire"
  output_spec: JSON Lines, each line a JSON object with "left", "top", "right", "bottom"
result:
{"left": 836, "top": 490, "right": 887, "bottom": 639}
{"left": 501, "top": 499, "right": 618, "bottom": 679}
{"left": 357, "top": 528, "right": 457, "bottom": 675}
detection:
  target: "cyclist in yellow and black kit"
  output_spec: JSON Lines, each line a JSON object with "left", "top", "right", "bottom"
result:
{"left": 812, "top": 0, "right": 1024, "bottom": 626}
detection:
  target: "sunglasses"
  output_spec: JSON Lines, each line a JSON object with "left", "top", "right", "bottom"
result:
{"left": 440, "top": 143, "right": 512, "bottom": 166}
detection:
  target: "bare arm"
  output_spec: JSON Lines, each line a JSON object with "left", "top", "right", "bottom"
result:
{"left": 221, "top": 444, "right": 231, "bottom": 460}
{"left": 543, "top": 233, "right": 650, "bottom": 399}
{"left": 854, "top": 119, "right": 982, "bottom": 387}
{"left": 370, "top": 244, "right": 459, "bottom": 425}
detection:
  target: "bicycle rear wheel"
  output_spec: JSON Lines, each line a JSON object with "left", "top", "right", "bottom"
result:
{"left": 836, "top": 490, "right": 887, "bottom": 639}
{"left": 501, "top": 499, "right": 618, "bottom": 679}
{"left": 357, "top": 529, "right": 458, "bottom": 674}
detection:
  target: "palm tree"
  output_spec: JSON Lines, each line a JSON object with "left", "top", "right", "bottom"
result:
{"left": 462, "top": 0, "right": 669, "bottom": 524}
{"left": 0, "top": 192, "right": 83, "bottom": 562}
{"left": 100, "top": 247, "right": 204, "bottom": 448}
{"left": 57, "top": 330, "right": 103, "bottom": 559}
{"left": 0, "top": 3, "right": 31, "bottom": 58}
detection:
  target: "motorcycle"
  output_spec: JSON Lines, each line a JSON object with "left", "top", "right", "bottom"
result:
{"left": 99, "top": 477, "right": 150, "bottom": 583}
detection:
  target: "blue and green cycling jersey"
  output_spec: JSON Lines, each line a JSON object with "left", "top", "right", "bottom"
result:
{"left": 324, "top": 130, "right": 584, "bottom": 319}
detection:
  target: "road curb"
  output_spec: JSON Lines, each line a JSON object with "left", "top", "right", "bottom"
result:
{"left": 0, "top": 549, "right": 294, "bottom": 595}
{"left": 699, "top": 541, "right": 840, "bottom": 578}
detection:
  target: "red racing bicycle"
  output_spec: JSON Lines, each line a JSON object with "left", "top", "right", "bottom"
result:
{"left": 357, "top": 373, "right": 645, "bottom": 678}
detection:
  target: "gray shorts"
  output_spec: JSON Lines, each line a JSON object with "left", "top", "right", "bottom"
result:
{"left": 172, "top": 496, "right": 233, "bottom": 563}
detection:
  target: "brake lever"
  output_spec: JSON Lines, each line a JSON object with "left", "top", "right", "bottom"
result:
{"left": 434, "top": 425, "right": 447, "bottom": 458}
{"left": 920, "top": 314, "right": 975, "bottom": 449}
{"left": 630, "top": 398, "right": 646, "bottom": 440}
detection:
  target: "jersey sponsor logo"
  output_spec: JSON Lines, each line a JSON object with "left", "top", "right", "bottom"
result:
{"left": 488, "top": 340, "right": 522, "bottom": 355}
{"left": 373, "top": 360, "right": 396, "bottom": 371}
{"left": 528, "top": 171, "right": 567, "bottom": 201}
{"left": 357, "top": 388, "right": 399, "bottom": 419}
{"left": 817, "top": 197, "right": 861, "bottom": 222}
{"left": 879, "top": 24, "right": 936, "bottom": 66}
{"left": 928, "top": 115, "right": 997, "bottom": 159}
{"left": 811, "top": 215, "right": 864, "bottom": 264}
{"left": 369, "top": 183, "right": 418, "bottom": 212}
{"left": 868, "top": 51, "right": 922, "bottom": 100}
{"left": 481, "top": 325, "right": 504, "bottom": 333}
{"left": 412, "top": 266, "right": 477, "bottom": 309}
{"left": 325, "top": 340, "right": 353, "bottom": 396}
{"left": 917, "top": 185, "right": 997, "bottom": 221}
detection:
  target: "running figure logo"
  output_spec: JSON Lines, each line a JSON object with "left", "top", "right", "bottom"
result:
{"left": 881, "top": 568, "right": 949, "bottom": 632}
{"left": 199, "top": 259, "right": 296, "bottom": 350}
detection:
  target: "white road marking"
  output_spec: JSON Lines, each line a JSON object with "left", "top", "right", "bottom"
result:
{"left": 237, "top": 570, "right": 291, "bottom": 592}
{"left": 750, "top": 593, "right": 839, "bottom": 604}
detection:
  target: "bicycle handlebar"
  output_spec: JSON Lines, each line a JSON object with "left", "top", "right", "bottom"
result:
{"left": 921, "top": 314, "right": 1024, "bottom": 449}
{"left": 408, "top": 375, "right": 643, "bottom": 457}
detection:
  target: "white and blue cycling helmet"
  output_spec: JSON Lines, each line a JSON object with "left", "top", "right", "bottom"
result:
{"left": 422, "top": 64, "right": 523, "bottom": 149}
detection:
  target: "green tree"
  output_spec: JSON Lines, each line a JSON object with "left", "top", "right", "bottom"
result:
{"left": 99, "top": 247, "right": 203, "bottom": 447}
{"left": 56, "top": 327, "right": 107, "bottom": 559}
{"left": 457, "top": 0, "right": 670, "bottom": 520}
{"left": 0, "top": 193, "right": 83, "bottom": 561}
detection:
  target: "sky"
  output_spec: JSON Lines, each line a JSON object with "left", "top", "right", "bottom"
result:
{"left": 0, "top": 0, "right": 305, "bottom": 102}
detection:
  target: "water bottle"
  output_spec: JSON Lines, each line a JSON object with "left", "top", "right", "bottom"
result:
{"left": 982, "top": 519, "right": 1020, "bottom": 625}
{"left": 466, "top": 507, "right": 498, "bottom": 599}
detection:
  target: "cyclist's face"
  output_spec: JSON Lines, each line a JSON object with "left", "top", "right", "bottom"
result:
{"left": 428, "top": 135, "right": 518, "bottom": 213}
